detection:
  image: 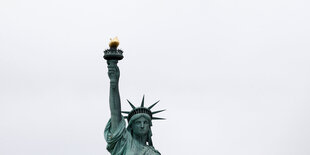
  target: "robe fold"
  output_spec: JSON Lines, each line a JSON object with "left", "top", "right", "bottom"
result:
{"left": 104, "top": 117, "right": 161, "bottom": 155}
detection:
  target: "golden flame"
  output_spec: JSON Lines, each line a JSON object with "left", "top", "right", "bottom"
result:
{"left": 109, "top": 37, "right": 119, "bottom": 48}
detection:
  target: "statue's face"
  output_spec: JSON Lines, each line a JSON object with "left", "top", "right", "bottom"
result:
{"left": 132, "top": 117, "right": 150, "bottom": 136}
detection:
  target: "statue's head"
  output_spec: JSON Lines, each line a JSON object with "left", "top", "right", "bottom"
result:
{"left": 127, "top": 113, "right": 152, "bottom": 136}
{"left": 122, "top": 95, "right": 165, "bottom": 146}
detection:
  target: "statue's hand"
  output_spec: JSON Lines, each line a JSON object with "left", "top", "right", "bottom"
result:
{"left": 107, "top": 60, "right": 120, "bottom": 85}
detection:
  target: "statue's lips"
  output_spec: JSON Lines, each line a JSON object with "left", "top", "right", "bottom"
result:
{"left": 138, "top": 128, "right": 148, "bottom": 133}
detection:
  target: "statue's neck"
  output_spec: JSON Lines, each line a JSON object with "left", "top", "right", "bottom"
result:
{"left": 132, "top": 134, "right": 147, "bottom": 146}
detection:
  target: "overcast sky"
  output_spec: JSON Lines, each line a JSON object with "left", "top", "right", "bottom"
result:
{"left": 1, "top": 0, "right": 310, "bottom": 154}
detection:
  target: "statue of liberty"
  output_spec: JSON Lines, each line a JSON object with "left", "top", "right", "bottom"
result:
{"left": 103, "top": 38, "right": 165, "bottom": 155}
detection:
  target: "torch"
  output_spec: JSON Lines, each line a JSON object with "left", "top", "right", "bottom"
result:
{"left": 103, "top": 37, "right": 123, "bottom": 87}
{"left": 103, "top": 37, "right": 123, "bottom": 61}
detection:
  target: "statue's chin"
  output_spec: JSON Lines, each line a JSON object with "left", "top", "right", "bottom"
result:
{"left": 133, "top": 131, "right": 148, "bottom": 137}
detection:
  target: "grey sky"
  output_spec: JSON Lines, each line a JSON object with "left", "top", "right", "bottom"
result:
{"left": 1, "top": 0, "right": 310, "bottom": 154}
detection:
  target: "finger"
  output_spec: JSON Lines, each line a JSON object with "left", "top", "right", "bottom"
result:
{"left": 108, "top": 66, "right": 115, "bottom": 69}
{"left": 108, "top": 65, "right": 117, "bottom": 70}
{"left": 108, "top": 69, "right": 116, "bottom": 72}
{"left": 107, "top": 65, "right": 116, "bottom": 68}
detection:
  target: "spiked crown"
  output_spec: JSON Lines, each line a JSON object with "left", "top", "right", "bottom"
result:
{"left": 122, "top": 95, "right": 165, "bottom": 122}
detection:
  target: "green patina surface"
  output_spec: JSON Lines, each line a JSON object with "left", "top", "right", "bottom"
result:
{"left": 103, "top": 44, "right": 164, "bottom": 155}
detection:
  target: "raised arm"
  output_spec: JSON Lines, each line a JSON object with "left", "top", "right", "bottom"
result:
{"left": 107, "top": 60, "right": 122, "bottom": 132}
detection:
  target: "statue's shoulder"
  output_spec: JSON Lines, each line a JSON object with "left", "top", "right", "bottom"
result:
{"left": 154, "top": 149, "right": 161, "bottom": 155}
{"left": 145, "top": 146, "right": 161, "bottom": 155}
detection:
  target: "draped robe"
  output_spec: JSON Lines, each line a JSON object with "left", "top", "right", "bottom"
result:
{"left": 104, "top": 117, "right": 161, "bottom": 155}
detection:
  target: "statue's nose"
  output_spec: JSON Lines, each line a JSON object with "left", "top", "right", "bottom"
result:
{"left": 140, "top": 123, "right": 144, "bottom": 129}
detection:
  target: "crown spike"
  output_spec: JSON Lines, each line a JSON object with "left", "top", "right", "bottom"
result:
{"left": 127, "top": 99, "right": 136, "bottom": 109}
{"left": 141, "top": 95, "right": 145, "bottom": 107}
{"left": 152, "top": 109, "right": 166, "bottom": 115}
{"left": 152, "top": 117, "right": 166, "bottom": 120}
{"left": 148, "top": 100, "right": 160, "bottom": 109}
{"left": 121, "top": 111, "right": 130, "bottom": 114}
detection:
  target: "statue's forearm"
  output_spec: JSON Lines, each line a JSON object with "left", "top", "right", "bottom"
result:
{"left": 106, "top": 60, "right": 122, "bottom": 132}
{"left": 109, "top": 82, "right": 122, "bottom": 132}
